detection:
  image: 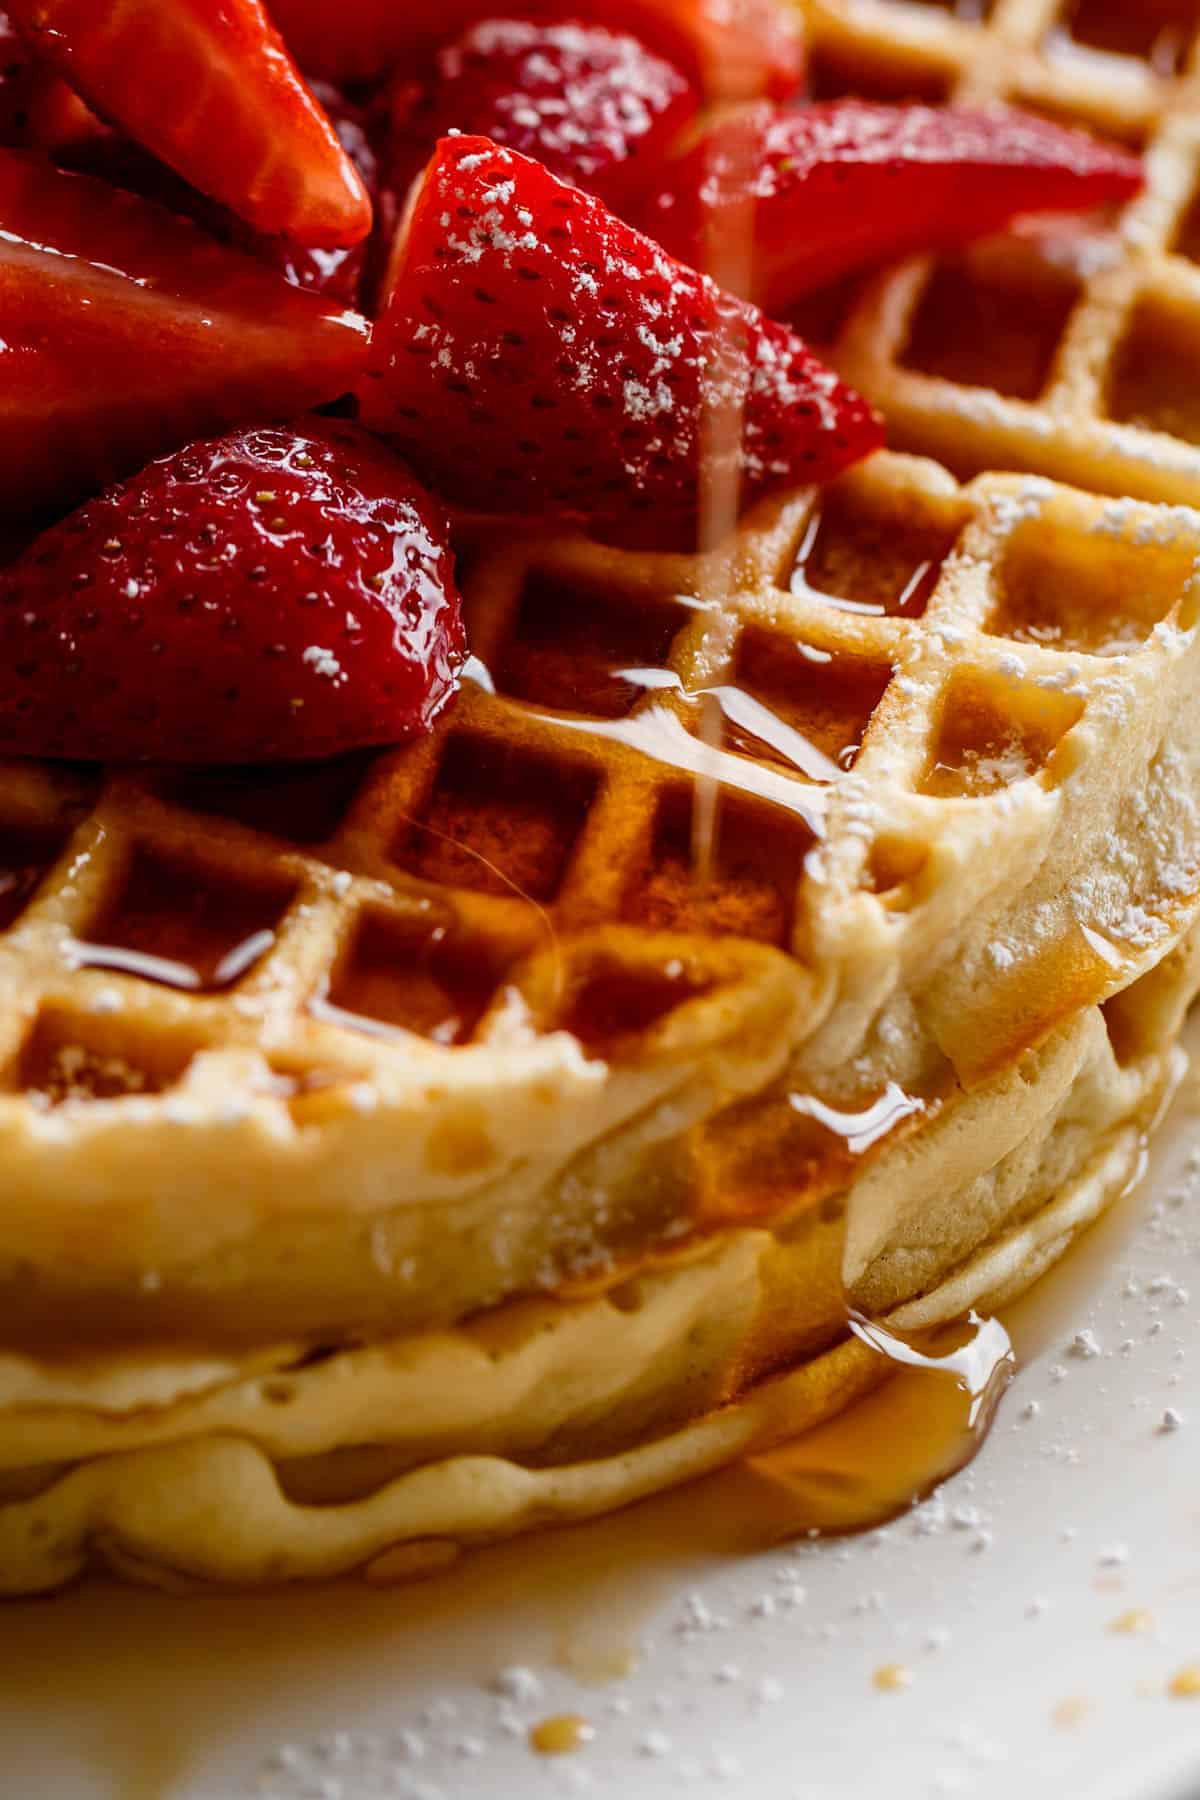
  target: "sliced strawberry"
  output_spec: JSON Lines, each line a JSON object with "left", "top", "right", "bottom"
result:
{"left": 643, "top": 100, "right": 1145, "bottom": 313}
{"left": 6, "top": 0, "right": 371, "bottom": 245}
{"left": 270, "top": 0, "right": 803, "bottom": 101}
{"left": 31, "top": 77, "right": 381, "bottom": 308}
{"left": 0, "top": 150, "right": 369, "bottom": 516}
{"left": 360, "top": 136, "right": 882, "bottom": 536}
{"left": 386, "top": 17, "right": 698, "bottom": 212}
{"left": 0, "top": 422, "right": 464, "bottom": 763}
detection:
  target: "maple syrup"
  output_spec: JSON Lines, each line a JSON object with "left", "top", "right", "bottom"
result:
{"left": 71, "top": 843, "right": 292, "bottom": 992}
{"left": 497, "top": 571, "right": 692, "bottom": 719}
{"left": 788, "top": 1081, "right": 926, "bottom": 1155}
{"left": 625, "top": 781, "right": 813, "bottom": 947}
{"left": 315, "top": 909, "right": 501, "bottom": 1045}
{"left": 556, "top": 958, "right": 712, "bottom": 1056}
{"left": 529, "top": 1713, "right": 595, "bottom": 1755}
{"left": 921, "top": 671, "right": 1081, "bottom": 800}
{"left": 989, "top": 520, "right": 1186, "bottom": 657}
{"left": 398, "top": 734, "right": 597, "bottom": 904}
{"left": 718, "top": 630, "right": 892, "bottom": 777}
{"left": 744, "top": 1311, "right": 1014, "bottom": 1538}
{"left": 790, "top": 496, "right": 952, "bottom": 619}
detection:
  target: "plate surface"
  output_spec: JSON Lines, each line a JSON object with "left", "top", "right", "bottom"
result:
{"left": 6, "top": 1025, "right": 1200, "bottom": 1800}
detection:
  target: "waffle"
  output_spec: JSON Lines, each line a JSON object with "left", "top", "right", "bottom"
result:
{"left": 3, "top": 434, "right": 1200, "bottom": 1590}
{"left": 801, "top": 0, "right": 1200, "bottom": 504}
{"left": 8, "top": 7, "right": 1200, "bottom": 1591}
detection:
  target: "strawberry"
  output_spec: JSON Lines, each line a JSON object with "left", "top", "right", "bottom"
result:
{"left": 269, "top": 0, "right": 804, "bottom": 101}
{"left": 0, "top": 422, "right": 464, "bottom": 764}
{"left": 360, "top": 136, "right": 882, "bottom": 535}
{"left": 5, "top": 0, "right": 371, "bottom": 245}
{"left": 386, "top": 16, "right": 698, "bottom": 212}
{"left": 643, "top": 100, "right": 1146, "bottom": 314}
{"left": 32, "top": 77, "right": 382, "bottom": 308}
{"left": 0, "top": 150, "right": 369, "bottom": 516}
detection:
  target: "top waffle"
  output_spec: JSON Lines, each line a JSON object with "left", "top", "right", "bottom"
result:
{"left": 3, "top": 442, "right": 1200, "bottom": 1349}
{"left": 802, "top": 0, "right": 1200, "bottom": 504}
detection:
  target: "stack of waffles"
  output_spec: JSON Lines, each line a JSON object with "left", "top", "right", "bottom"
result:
{"left": 6, "top": 1, "right": 1200, "bottom": 1591}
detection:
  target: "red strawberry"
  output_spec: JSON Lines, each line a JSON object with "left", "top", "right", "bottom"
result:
{"left": 6, "top": 0, "right": 371, "bottom": 245}
{"left": 386, "top": 16, "right": 698, "bottom": 212}
{"left": 32, "top": 78, "right": 382, "bottom": 308}
{"left": 269, "top": 0, "right": 803, "bottom": 101}
{"left": 360, "top": 135, "right": 882, "bottom": 536}
{"left": 0, "top": 422, "right": 464, "bottom": 763}
{"left": 0, "top": 150, "right": 369, "bottom": 517}
{"left": 263, "top": 81, "right": 382, "bottom": 304}
{"left": 643, "top": 100, "right": 1145, "bottom": 314}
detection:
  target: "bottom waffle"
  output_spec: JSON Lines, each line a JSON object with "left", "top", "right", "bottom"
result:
{"left": 3, "top": 919, "right": 1194, "bottom": 1594}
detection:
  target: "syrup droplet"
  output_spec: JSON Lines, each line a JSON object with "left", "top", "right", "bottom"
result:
{"left": 1053, "top": 1696, "right": 1090, "bottom": 1730}
{"left": 873, "top": 1663, "right": 913, "bottom": 1693}
{"left": 1111, "top": 1608, "right": 1155, "bottom": 1636}
{"left": 1169, "top": 1666, "right": 1200, "bottom": 1699}
{"left": 745, "top": 1312, "right": 1014, "bottom": 1537}
{"left": 788, "top": 1082, "right": 927, "bottom": 1154}
{"left": 69, "top": 845, "right": 290, "bottom": 993}
{"left": 529, "top": 1714, "right": 595, "bottom": 1756}
{"left": 790, "top": 503, "right": 947, "bottom": 619}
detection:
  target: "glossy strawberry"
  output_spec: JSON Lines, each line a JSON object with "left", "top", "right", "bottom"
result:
{"left": 361, "top": 136, "right": 882, "bottom": 535}
{"left": 386, "top": 16, "right": 698, "bottom": 211}
{"left": 643, "top": 100, "right": 1145, "bottom": 313}
{"left": 33, "top": 78, "right": 381, "bottom": 307}
{"left": 0, "top": 151, "right": 369, "bottom": 516}
{"left": 6, "top": 0, "right": 371, "bottom": 245}
{"left": 263, "top": 81, "right": 381, "bottom": 303}
{"left": 0, "top": 423, "right": 464, "bottom": 764}
{"left": 270, "top": 0, "right": 803, "bottom": 101}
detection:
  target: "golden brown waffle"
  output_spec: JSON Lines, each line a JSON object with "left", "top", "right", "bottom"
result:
{"left": 10, "top": 6, "right": 1200, "bottom": 1583}
{"left": 1, "top": 449, "right": 1198, "bottom": 1345}
{"left": 4, "top": 430, "right": 1200, "bottom": 1589}
{"left": 801, "top": 0, "right": 1200, "bottom": 503}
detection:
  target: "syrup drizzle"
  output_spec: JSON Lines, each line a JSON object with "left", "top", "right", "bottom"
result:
{"left": 68, "top": 929, "right": 278, "bottom": 994}
{"left": 745, "top": 1310, "right": 1015, "bottom": 1537}
{"left": 789, "top": 1081, "right": 927, "bottom": 1154}
{"left": 545, "top": 702, "right": 829, "bottom": 833}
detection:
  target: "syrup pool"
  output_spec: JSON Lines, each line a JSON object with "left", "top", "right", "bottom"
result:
{"left": 743, "top": 1311, "right": 1015, "bottom": 1539}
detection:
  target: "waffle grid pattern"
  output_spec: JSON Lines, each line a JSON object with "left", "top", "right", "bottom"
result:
{"left": 803, "top": 0, "right": 1200, "bottom": 506}
{"left": 0, "top": 450, "right": 1195, "bottom": 1141}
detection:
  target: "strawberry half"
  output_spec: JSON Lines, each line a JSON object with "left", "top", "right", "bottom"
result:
{"left": 386, "top": 16, "right": 698, "bottom": 212}
{"left": 270, "top": 0, "right": 803, "bottom": 101}
{"left": 0, "top": 422, "right": 464, "bottom": 764}
{"left": 23, "top": 76, "right": 382, "bottom": 308}
{"left": 643, "top": 100, "right": 1145, "bottom": 313}
{"left": 0, "top": 150, "right": 369, "bottom": 517}
{"left": 360, "top": 136, "right": 882, "bottom": 536}
{"left": 6, "top": 0, "right": 371, "bottom": 245}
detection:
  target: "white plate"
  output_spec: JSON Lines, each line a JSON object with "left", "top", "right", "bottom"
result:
{"left": 7, "top": 1024, "right": 1200, "bottom": 1800}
